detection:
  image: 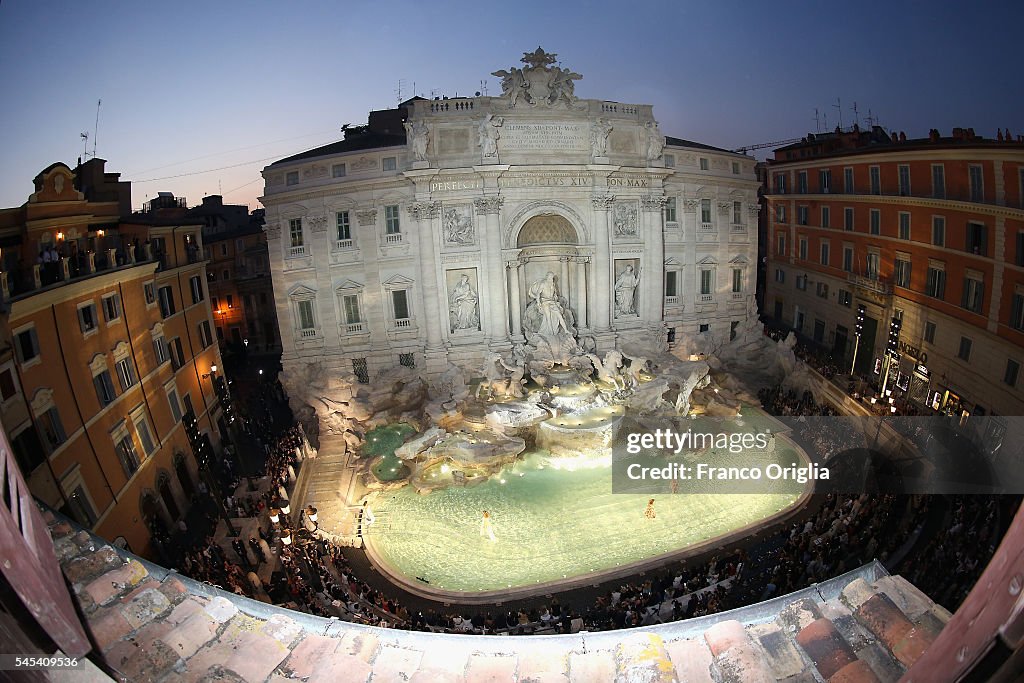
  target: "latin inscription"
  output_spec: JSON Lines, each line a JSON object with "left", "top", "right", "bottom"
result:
{"left": 608, "top": 177, "right": 649, "bottom": 188}
{"left": 430, "top": 179, "right": 483, "bottom": 193}
{"left": 502, "top": 123, "right": 587, "bottom": 152}
{"left": 500, "top": 175, "right": 591, "bottom": 188}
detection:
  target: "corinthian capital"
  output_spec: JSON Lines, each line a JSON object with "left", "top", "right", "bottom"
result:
{"left": 473, "top": 196, "right": 504, "bottom": 215}
{"left": 591, "top": 194, "right": 615, "bottom": 211}
{"left": 409, "top": 201, "right": 441, "bottom": 220}
{"left": 641, "top": 195, "right": 669, "bottom": 211}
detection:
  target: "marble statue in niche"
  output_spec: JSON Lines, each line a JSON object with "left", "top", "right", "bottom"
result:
{"left": 449, "top": 274, "right": 480, "bottom": 332}
{"left": 590, "top": 118, "right": 613, "bottom": 158}
{"left": 614, "top": 264, "right": 640, "bottom": 317}
{"left": 405, "top": 120, "right": 430, "bottom": 162}
{"left": 479, "top": 114, "right": 503, "bottom": 158}
{"left": 524, "top": 272, "right": 572, "bottom": 338}
{"left": 646, "top": 121, "right": 665, "bottom": 162}
{"left": 614, "top": 203, "right": 638, "bottom": 237}
{"left": 443, "top": 207, "right": 475, "bottom": 245}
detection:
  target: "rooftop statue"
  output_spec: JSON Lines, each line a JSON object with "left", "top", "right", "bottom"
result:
{"left": 492, "top": 47, "right": 582, "bottom": 108}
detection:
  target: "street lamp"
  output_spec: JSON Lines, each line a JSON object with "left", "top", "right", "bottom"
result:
{"left": 850, "top": 304, "right": 865, "bottom": 376}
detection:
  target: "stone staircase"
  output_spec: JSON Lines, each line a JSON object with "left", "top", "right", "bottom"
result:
{"left": 47, "top": 511, "right": 948, "bottom": 682}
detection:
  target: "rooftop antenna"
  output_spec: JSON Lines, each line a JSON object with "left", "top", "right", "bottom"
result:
{"left": 480, "top": 79, "right": 488, "bottom": 97}
{"left": 80, "top": 132, "right": 89, "bottom": 159}
{"left": 832, "top": 97, "right": 843, "bottom": 130}
{"left": 823, "top": 113, "right": 828, "bottom": 131}
{"left": 396, "top": 79, "right": 406, "bottom": 105}
{"left": 852, "top": 101, "right": 860, "bottom": 127}
{"left": 92, "top": 99, "right": 101, "bottom": 158}
{"left": 813, "top": 108, "right": 821, "bottom": 133}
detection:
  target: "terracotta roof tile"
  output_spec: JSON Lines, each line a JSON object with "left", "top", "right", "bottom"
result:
{"left": 44, "top": 507, "right": 950, "bottom": 683}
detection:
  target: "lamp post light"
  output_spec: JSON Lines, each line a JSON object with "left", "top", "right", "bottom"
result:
{"left": 851, "top": 304, "right": 865, "bottom": 376}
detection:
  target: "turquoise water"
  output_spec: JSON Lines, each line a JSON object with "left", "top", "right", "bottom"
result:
{"left": 362, "top": 423, "right": 416, "bottom": 482}
{"left": 363, "top": 447, "right": 803, "bottom": 594}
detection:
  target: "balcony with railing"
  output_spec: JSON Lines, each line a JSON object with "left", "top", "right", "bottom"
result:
{"left": 335, "top": 238, "right": 355, "bottom": 250}
{"left": 3, "top": 240, "right": 158, "bottom": 303}
{"left": 699, "top": 222, "right": 715, "bottom": 231}
{"left": 847, "top": 272, "right": 892, "bottom": 296}
{"left": 384, "top": 233, "right": 403, "bottom": 245}
{"left": 393, "top": 317, "right": 413, "bottom": 329}
{"left": 287, "top": 245, "right": 307, "bottom": 258}
{"left": 699, "top": 293, "right": 715, "bottom": 303}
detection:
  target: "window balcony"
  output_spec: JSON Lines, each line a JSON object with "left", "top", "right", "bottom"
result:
{"left": 288, "top": 245, "right": 306, "bottom": 258}
{"left": 298, "top": 327, "right": 319, "bottom": 339}
{"left": 699, "top": 294, "right": 714, "bottom": 303}
{"left": 384, "top": 233, "right": 403, "bottom": 245}
{"left": 700, "top": 222, "right": 714, "bottom": 231}
{"left": 343, "top": 322, "right": 365, "bottom": 335}
{"left": 335, "top": 239, "right": 355, "bottom": 250}
{"left": 393, "top": 318, "right": 413, "bottom": 329}
{"left": 731, "top": 292, "right": 745, "bottom": 300}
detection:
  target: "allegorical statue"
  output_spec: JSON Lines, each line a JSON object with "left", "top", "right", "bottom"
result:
{"left": 645, "top": 121, "right": 665, "bottom": 162}
{"left": 479, "top": 113, "right": 503, "bottom": 158}
{"left": 590, "top": 117, "right": 613, "bottom": 158}
{"left": 449, "top": 274, "right": 479, "bottom": 331}
{"left": 491, "top": 67, "right": 529, "bottom": 108}
{"left": 614, "top": 265, "right": 640, "bottom": 316}
{"left": 526, "top": 272, "right": 570, "bottom": 338}
{"left": 404, "top": 120, "right": 430, "bottom": 162}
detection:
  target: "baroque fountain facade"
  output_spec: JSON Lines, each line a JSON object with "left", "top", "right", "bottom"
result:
{"left": 259, "top": 48, "right": 817, "bottom": 599}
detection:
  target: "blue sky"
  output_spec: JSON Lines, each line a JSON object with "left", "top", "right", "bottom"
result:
{"left": 1, "top": 1, "right": 1020, "bottom": 212}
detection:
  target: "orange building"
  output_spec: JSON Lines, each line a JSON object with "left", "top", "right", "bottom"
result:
{"left": 188, "top": 196, "right": 279, "bottom": 353}
{"left": 764, "top": 126, "right": 1024, "bottom": 418}
{"left": 0, "top": 160, "right": 225, "bottom": 558}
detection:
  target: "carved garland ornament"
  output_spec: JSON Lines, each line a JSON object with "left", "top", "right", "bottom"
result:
{"left": 591, "top": 195, "right": 615, "bottom": 211}
{"left": 307, "top": 215, "right": 328, "bottom": 233}
{"left": 355, "top": 209, "right": 377, "bottom": 227}
{"left": 683, "top": 199, "right": 700, "bottom": 212}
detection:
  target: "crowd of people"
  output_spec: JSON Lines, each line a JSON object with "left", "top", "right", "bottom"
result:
{"left": 158, "top": 352, "right": 1012, "bottom": 638}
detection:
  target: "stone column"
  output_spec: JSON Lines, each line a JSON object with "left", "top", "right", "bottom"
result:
{"left": 575, "top": 256, "right": 589, "bottom": 330}
{"left": 508, "top": 260, "right": 523, "bottom": 339}
{"left": 591, "top": 195, "right": 615, "bottom": 333}
{"left": 641, "top": 196, "right": 669, "bottom": 324}
{"left": 410, "top": 202, "right": 447, "bottom": 372}
{"left": 474, "top": 196, "right": 508, "bottom": 347}
{"left": 559, "top": 256, "right": 571, "bottom": 307}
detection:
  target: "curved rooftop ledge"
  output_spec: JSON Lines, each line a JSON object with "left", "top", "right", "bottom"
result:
{"left": 45, "top": 507, "right": 949, "bottom": 682}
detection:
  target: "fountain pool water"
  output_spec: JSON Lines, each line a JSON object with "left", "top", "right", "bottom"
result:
{"left": 362, "top": 440, "right": 807, "bottom": 601}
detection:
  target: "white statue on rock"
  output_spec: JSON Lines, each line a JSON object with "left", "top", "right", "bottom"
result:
{"left": 645, "top": 121, "right": 665, "bottom": 162}
{"left": 404, "top": 120, "right": 430, "bottom": 162}
{"left": 614, "top": 265, "right": 640, "bottom": 316}
{"left": 526, "top": 272, "right": 571, "bottom": 338}
{"left": 479, "top": 114, "right": 503, "bottom": 158}
{"left": 590, "top": 118, "right": 613, "bottom": 158}
{"left": 449, "top": 274, "right": 480, "bottom": 331}
{"left": 522, "top": 271, "right": 581, "bottom": 366}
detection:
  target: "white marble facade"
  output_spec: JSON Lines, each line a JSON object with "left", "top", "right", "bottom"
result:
{"left": 262, "top": 48, "right": 760, "bottom": 382}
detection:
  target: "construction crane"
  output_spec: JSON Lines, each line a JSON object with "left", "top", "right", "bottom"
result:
{"left": 732, "top": 137, "right": 804, "bottom": 154}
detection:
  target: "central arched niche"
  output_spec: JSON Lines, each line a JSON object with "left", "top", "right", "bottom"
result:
{"left": 517, "top": 214, "right": 578, "bottom": 247}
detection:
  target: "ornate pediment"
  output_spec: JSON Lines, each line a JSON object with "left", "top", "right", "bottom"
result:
{"left": 335, "top": 279, "right": 364, "bottom": 292}
{"left": 288, "top": 284, "right": 317, "bottom": 299}
{"left": 729, "top": 255, "right": 750, "bottom": 264}
{"left": 697, "top": 255, "right": 718, "bottom": 266}
{"left": 491, "top": 47, "right": 582, "bottom": 109}
{"left": 382, "top": 274, "right": 415, "bottom": 289}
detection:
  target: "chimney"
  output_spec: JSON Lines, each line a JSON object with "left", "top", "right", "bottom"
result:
{"left": 929, "top": 129, "right": 940, "bottom": 142}
{"left": 967, "top": 128, "right": 976, "bottom": 140}
{"left": 899, "top": 131, "right": 907, "bottom": 142}
{"left": 891, "top": 132, "right": 898, "bottom": 143}
{"left": 953, "top": 127, "right": 963, "bottom": 139}
{"left": 998, "top": 129, "right": 1005, "bottom": 142}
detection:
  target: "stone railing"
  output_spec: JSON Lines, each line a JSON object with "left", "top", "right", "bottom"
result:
{"left": 335, "top": 239, "right": 354, "bottom": 250}
{"left": 429, "top": 99, "right": 475, "bottom": 113}
{"left": 288, "top": 245, "right": 306, "bottom": 258}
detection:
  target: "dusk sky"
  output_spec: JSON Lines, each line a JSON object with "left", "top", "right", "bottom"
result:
{"left": 1, "top": 1, "right": 1020, "bottom": 213}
